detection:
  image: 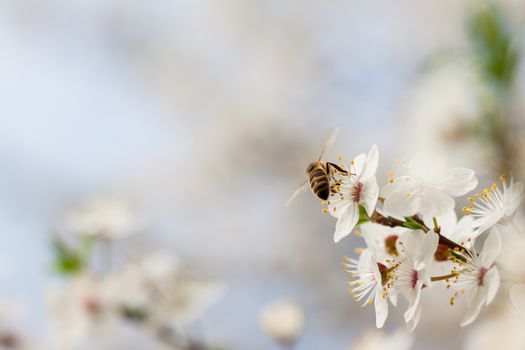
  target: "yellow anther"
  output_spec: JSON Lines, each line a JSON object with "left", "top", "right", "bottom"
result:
{"left": 338, "top": 155, "right": 343, "bottom": 161}
{"left": 405, "top": 192, "right": 411, "bottom": 197}
{"left": 388, "top": 178, "right": 395, "bottom": 184}
{"left": 322, "top": 208, "right": 328, "bottom": 214}
{"left": 350, "top": 160, "right": 355, "bottom": 165}
{"left": 387, "top": 171, "right": 394, "bottom": 177}
{"left": 333, "top": 207, "right": 337, "bottom": 213}
{"left": 467, "top": 197, "right": 474, "bottom": 203}
{"left": 474, "top": 193, "right": 480, "bottom": 198}
{"left": 491, "top": 183, "right": 497, "bottom": 190}
{"left": 499, "top": 175, "right": 506, "bottom": 182}
{"left": 354, "top": 247, "right": 363, "bottom": 254}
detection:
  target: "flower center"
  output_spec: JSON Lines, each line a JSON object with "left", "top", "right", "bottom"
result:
{"left": 478, "top": 267, "right": 487, "bottom": 286}
{"left": 411, "top": 270, "right": 419, "bottom": 289}
{"left": 351, "top": 182, "right": 363, "bottom": 202}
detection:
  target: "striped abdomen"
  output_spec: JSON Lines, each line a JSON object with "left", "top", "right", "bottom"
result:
{"left": 306, "top": 162, "right": 330, "bottom": 200}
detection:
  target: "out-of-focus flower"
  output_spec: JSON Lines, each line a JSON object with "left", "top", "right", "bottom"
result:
{"left": 348, "top": 328, "right": 414, "bottom": 350}
{"left": 46, "top": 273, "right": 117, "bottom": 350}
{"left": 342, "top": 250, "right": 392, "bottom": 328}
{"left": 464, "top": 311, "right": 525, "bottom": 350}
{"left": 327, "top": 145, "right": 379, "bottom": 242}
{"left": 393, "top": 230, "right": 439, "bottom": 332}
{"left": 64, "top": 195, "right": 137, "bottom": 239}
{"left": 381, "top": 153, "right": 477, "bottom": 217}
{"left": 106, "top": 252, "right": 225, "bottom": 328}
{"left": 449, "top": 229, "right": 501, "bottom": 327}
{"left": 510, "top": 284, "right": 525, "bottom": 318}
{"left": 463, "top": 176, "right": 523, "bottom": 234}
{"left": 0, "top": 299, "right": 33, "bottom": 350}
{"left": 258, "top": 299, "right": 305, "bottom": 346}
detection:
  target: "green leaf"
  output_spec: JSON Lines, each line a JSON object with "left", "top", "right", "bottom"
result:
{"left": 52, "top": 237, "right": 90, "bottom": 276}
{"left": 403, "top": 222, "right": 423, "bottom": 230}
{"left": 356, "top": 205, "right": 370, "bottom": 227}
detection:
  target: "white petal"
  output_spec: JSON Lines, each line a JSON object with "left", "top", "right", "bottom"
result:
{"left": 383, "top": 185, "right": 422, "bottom": 217}
{"left": 419, "top": 187, "right": 455, "bottom": 217}
{"left": 352, "top": 153, "right": 366, "bottom": 178}
{"left": 360, "top": 144, "right": 379, "bottom": 181}
{"left": 484, "top": 267, "right": 500, "bottom": 305}
{"left": 389, "top": 293, "right": 398, "bottom": 307}
{"left": 404, "top": 284, "right": 423, "bottom": 322}
{"left": 460, "top": 287, "right": 486, "bottom": 327}
{"left": 479, "top": 228, "right": 502, "bottom": 267}
{"left": 333, "top": 204, "right": 359, "bottom": 243}
{"left": 360, "top": 176, "right": 379, "bottom": 217}
{"left": 408, "top": 152, "right": 446, "bottom": 180}
{"left": 374, "top": 287, "right": 388, "bottom": 328}
{"left": 509, "top": 284, "right": 525, "bottom": 316}
{"left": 441, "top": 167, "right": 478, "bottom": 196}
{"left": 397, "top": 230, "right": 439, "bottom": 265}
{"left": 406, "top": 305, "right": 422, "bottom": 333}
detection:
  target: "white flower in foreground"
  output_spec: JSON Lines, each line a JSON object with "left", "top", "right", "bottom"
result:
{"left": 359, "top": 223, "right": 410, "bottom": 259}
{"left": 258, "top": 300, "right": 305, "bottom": 346}
{"left": 381, "top": 153, "right": 477, "bottom": 217}
{"left": 343, "top": 250, "right": 394, "bottom": 328}
{"left": 328, "top": 145, "right": 379, "bottom": 242}
{"left": 393, "top": 230, "right": 439, "bottom": 332}
{"left": 65, "top": 195, "right": 137, "bottom": 239}
{"left": 449, "top": 229, "right": 501, "bottom": 327}
{"left": 348, "top": 328, "right": 414, "bottom": 350}
{"left": 463, "top": 176, "right": 523, "bottom": 234}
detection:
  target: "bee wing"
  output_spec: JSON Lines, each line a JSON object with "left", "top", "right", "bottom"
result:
{"left": 285, "top": 180, "right": 309, "bottom": 207}
{"left": 318, "top": 127, "right": 340, "bottom": 161}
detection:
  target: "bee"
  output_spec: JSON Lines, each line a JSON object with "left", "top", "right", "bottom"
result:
{"left": 286, "top": 128, "right": 348, "bottom": 206}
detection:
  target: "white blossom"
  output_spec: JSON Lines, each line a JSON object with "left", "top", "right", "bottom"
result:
{"left": 327, "top": 144, "right": 379, "bottom": 242}
{"left": 381, "top": 153, "right": 477, "bottom": 217}
{"left": 463, "top": 176, "right": 523, "bottom": 234}
{"left": 258, "top": 300, "right": 305, "bottom": 346}
{"left": 393, "top": 230, "right": 439, "bottom": 332}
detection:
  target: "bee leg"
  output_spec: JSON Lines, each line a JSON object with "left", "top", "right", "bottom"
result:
{"left": 326, "top": 162, "right": 349, "bottom": 175}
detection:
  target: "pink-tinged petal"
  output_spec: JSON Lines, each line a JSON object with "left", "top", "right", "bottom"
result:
{"left": 509, "top": 284, "right": 525, "bottom": 316}
{"left": 360, "top": 176, "right": 379, "bottom": 217}
{"left": 441, "top": 167, "right": 478, "bottom": 196}
{"left": 383, "top": 185, "right": 422, "bottom": 217}
{"left": 397, "top": 230, "right": 439, "bottom": 265}
{"left": 460, "top": 287, "right": 486, "bottom": 327}
{"left": 360, "top": 144, "right": 379, "bottom": 181}
{"left": 419, "top": 187, "right": 455, "bottom": 217}
{"left": 333, "top": 204, "right": 359, "bottom": 243}
{"left": 479, "top": 228, "right": 502, "bottom": 267}
{"left": 484, "top": 267, "right": 500, "bottom": 305}
{"left": 352, "top": 153, "right": 366, "bottom": 178}
{"left": 374, "top": 287, "right": 388, "bottom": 328}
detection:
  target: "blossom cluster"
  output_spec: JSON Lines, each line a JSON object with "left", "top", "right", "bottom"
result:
{"left": 314, "top": 144, "right": 523, "bottom": 331}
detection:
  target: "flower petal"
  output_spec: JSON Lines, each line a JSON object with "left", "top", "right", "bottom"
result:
{"left": 404, "top": 284, "right": 423, "bottom": 322}
{"left": 460, "top": 287, "right": 486, "bottom": 327}
{"left": 374, "top": 287, "right": 388, "bottom": 328}
{"left": 484, "top": 267, "right": 500, "bottom": 305}
{"left": 479, "top": 228, "right": 502, "bottom": 267}
{"left": 396, "top": 230, "right": 439, "bottom": 265}
{"left": 383, "top": 184, "right": 422, "bottom": 217}
{"left": 360, "top": 176, "right": 379, "bottom": 217}
{"left": 360, "top": 144, "right": 379, "bottom": 181}
{"left": 352, "top": 153, "right": 366, "bottom": 178}
{"left": 333, "top": 204, "right": 359, "bottom": 243}
{"left": 419, "top": 187, "right": 455, "bottom": 217}
{"left": 441, "top": 167, "right": 478, "bottom": 197}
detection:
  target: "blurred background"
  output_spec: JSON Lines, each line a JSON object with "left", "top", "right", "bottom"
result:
{"left": 0, "top": 0, "right": 524, "bottom": 349}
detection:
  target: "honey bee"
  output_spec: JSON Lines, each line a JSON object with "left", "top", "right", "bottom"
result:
{"left": 286, "top": 128, "right": 348, "bottom": 206}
